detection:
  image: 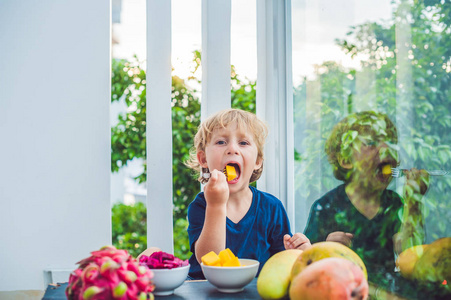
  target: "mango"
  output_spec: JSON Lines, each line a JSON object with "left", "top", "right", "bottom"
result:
{"left": 289, "top": 257, "right": 368, "bottom": 300}
{"left": 291, "top": 241, "right": 367, "bottom": 280}
{"left": 396, "top": 244, "right": 428, "bottom": 280}
{"left": 201, "top": 248, "right": 241, "bottom": 267}
{"left": 382, "top": 164, "right": 392, "bottom": 175}
{"left": 224, "top": 165, "right": 237, "bottom": 181}
{"left": 222, "top": 256, "right": 240, "bottom": 267}
{"left": 257, "top": 249, "right": 303, "bottom": 299}
{"left": 218, "top": 248, "right": 235, "bottom": 263}
{"left": 412, "top": 237, "right": 451, "bottom": 291}
{"left": 201, "top": 251, "right": 221, "bottom": 266}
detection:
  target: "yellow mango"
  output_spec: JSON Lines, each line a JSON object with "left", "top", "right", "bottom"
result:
{"left": 412, "top": 237, "right": 451, "bottom": 286}
{"left": 225, "top": 165, "right": 237, "bottom": 181}
{"left": 291, "top": 242, "right": 367, "bottom": 280}
{"left": 219, "top": 248, "right": 236, "bottom": 264}
{"left": 382, "top": 164, "right": 392, "bottom": 175}
{"left": 257, "top": 249, "right": 303, "bottom": 299}
{"left": 223, "top": 256, "right": 241, "bottom": 267}
{"left": 201, "top": 251, "right": 221, "bottom": 266}
{"left": 396, "top": 244, "right": 428, "bottom": 280}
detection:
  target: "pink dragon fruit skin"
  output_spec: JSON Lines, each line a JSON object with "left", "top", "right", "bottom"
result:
{"left": 66, "top": 246, "right": 155, "bottom": 300}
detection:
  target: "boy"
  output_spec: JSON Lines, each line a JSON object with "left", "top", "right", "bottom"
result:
{"left": 186, "top": 109, "right": 310, "bottom": 279}
{"left": 304, "top": 111, "right": 429, "bottom": 277}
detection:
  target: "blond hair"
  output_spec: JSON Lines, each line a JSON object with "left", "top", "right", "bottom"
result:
{"left": 186, "top": 109, "right": 268, "bottom": 184}
{"left": 325, "top": 111, "right": 398, "bottom": 182}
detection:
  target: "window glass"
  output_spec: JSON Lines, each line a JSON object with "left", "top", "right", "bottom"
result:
{"left": 171, "top": 0, "right": 202, "bottom": 260}
{"left": 231, "top": 0, "right": 257, "bottom": 112}
{"left": 292, "top": 0, "right": 450, "bottom": 298}
{"left": 111, "top": 0, "right": 148, "bottom": 259}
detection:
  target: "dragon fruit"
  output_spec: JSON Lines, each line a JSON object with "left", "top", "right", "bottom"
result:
{"left": 139, "top": 251, "right": 189, "bottom": 269}
{"left": 66, "top": 245, "right": 155, "bottom": 300}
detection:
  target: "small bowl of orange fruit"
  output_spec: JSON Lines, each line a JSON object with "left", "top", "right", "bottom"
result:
{"left": 200, "top": 248, "right": 259, "bottom": 293}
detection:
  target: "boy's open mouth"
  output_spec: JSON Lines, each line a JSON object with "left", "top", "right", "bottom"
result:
{"left": 376, "top": 161, "right": 395, "bottom": 182}
{"left": 224, "top": 163, "right": 241, "bottom": 182}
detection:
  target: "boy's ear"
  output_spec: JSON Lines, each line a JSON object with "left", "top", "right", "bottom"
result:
{"left": 254, "top": 157, "right": 263, "bottom": 170}
{"left": 197, "top": 151, "right": 208, "bottom": 168}
{"left": 338, "top": 157, "right": 353, "bottom": 169}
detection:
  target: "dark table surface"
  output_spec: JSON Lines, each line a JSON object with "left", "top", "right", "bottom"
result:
{"left": 42, "top": 279, "right": 263, "bottom": 300}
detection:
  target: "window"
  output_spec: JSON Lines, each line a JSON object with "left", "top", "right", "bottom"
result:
{"left": 292, "top": 0, "right": 450, "bottom": 297}
{"left": 111, "top": 1, "right": 449, "bottom": 296}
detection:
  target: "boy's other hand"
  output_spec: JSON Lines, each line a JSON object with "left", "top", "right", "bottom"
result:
{"left": 326, "top": 231, "right": 354, "bottom": 247}
{"left": 204, "top": 169, "right": 229, "bottom": 207}
{"left": 284, "top": 233, "right": 311, "bottom": 250}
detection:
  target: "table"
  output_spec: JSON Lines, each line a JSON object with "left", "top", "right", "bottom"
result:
{"left": 42, "top": 279, "right": 265, "bottom": 300}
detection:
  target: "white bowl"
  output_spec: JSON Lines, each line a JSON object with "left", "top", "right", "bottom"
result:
{"left": 151, "top": 265, "right": 190, "bottom": 296}
{"left": 201, "top": 258, "right": 259, "bottom": 293}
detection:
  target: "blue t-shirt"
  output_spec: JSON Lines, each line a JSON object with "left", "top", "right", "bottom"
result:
{"left": 187, "top": 185, "right": 292, "bottom": 279}
{"left": 304, "top": 184, "right": 403, "bottom": 275}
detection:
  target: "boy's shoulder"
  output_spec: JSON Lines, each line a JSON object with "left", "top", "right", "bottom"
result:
{"left": 188, "top": 192, "right": 206, "bottom": 208}
{"left": 311, "top": 184, "right": 347, "bottom": 210}
{"left": 250, "top": 186, "right": 284, "bottom": 208}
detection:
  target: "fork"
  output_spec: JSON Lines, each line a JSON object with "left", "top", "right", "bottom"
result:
{"left": 391, "top": 168, "right": 450, "bottom": 178}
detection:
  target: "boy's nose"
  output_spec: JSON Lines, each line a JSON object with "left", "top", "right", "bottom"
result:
{"left": 226, "top": 142, "right": 239, "bottom": 155}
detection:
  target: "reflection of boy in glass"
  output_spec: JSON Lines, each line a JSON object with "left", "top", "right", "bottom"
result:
{"left": 304, "top": 111, "right": 429, "bottom": 278}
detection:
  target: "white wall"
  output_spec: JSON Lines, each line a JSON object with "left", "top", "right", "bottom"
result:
{"left": 0, "top": 0, "right": 111, "bottom": 292}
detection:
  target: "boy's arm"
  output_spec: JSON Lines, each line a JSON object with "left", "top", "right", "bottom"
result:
{"left": 194, "top": 169, "right": 229, "bottom": 263}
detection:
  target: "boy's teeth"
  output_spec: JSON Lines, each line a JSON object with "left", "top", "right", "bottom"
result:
{"left": 224, "top": 165, "right": 237, "bottom": 181}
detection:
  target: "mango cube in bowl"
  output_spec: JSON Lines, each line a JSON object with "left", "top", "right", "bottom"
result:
{"left": 202, "top": 248, "right": 241, "bottom": 267}
{"left": 201, "top": 251, "right": 221, "bottom": 266}
{"left": 201, "top": 259, "right": 259, "bottom": 293}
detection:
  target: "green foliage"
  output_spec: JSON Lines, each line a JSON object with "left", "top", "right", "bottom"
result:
{"left": 231, "top": 67, "right": 256, "bottom": 113}
{"left": 111, "top": 201, "right": 191, "bottom": 260}
{"left": 173, "top": 218, "right": 190, "bottom": 260}
{"left": 111, "top": 57, "right": 147, "bottom": 177}
{"left": 112, "top": 202, "right": 147, "bottom": 258}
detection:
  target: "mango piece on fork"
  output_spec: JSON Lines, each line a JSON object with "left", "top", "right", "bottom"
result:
{"left": 382, "top": 164, "right": 392, "bottom": 175}
{"left": 224, "top": 165, "right": 237, "bottom": 181}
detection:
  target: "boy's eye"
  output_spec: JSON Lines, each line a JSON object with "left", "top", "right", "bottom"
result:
{"left": 359, "top": 139, "right": 376, "bottom": 147}
{"left": 216, "top": 140, "right": 226, "bottom": 145}
{"left": 239, "top": 141, "right": 250, "bottom": 146}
